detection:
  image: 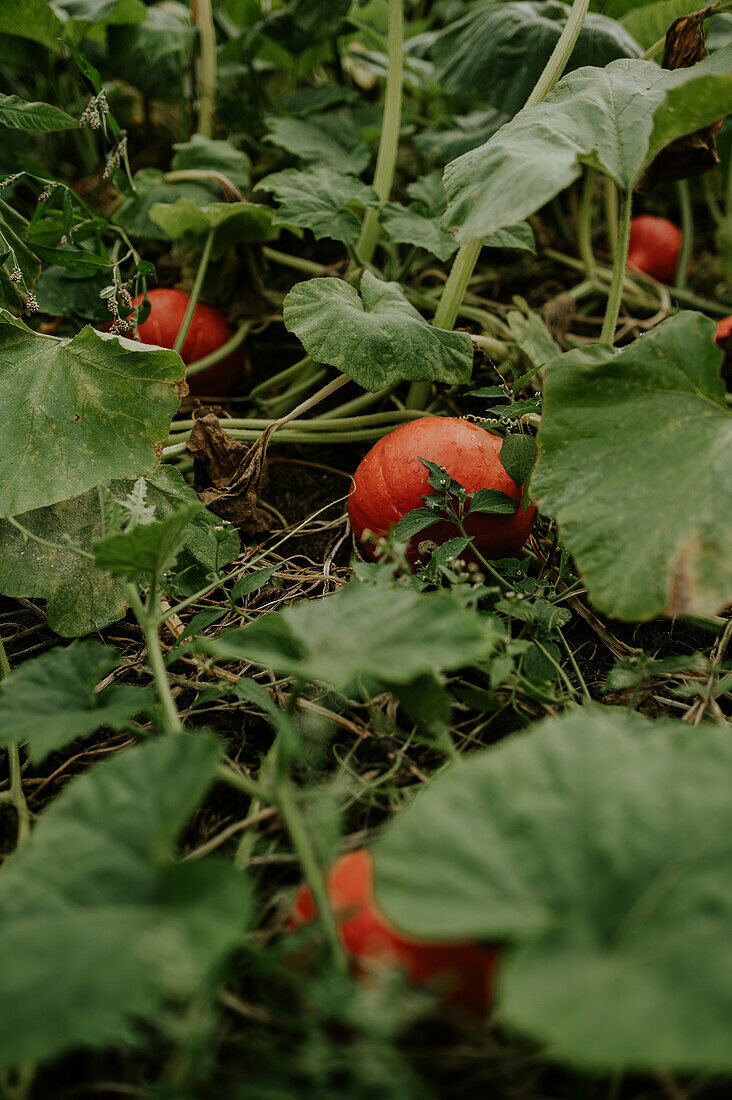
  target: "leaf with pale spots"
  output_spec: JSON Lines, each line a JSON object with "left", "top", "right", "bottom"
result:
{"left": 283, "top": 271, "right": 474, "bottom": 391}
{"left": 531, "top": 311, "right": 732, "bottom": 620}
{"left": 0, "top": 311, "right": 184, "bottom": 517}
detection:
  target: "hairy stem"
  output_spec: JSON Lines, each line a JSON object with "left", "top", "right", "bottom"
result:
{"left": 409, "top": 0, "right": 591, "bottom": 408}
{"left": 600, "top": 187, "right": 633, "bottom": 346}
{"left": 675, "top": 179, "right": 693, "bottom": 290}
{"left": 0, "top": 635, "right": 31, "bottom": 850}
{"left": 195, "top": 0, "right": 217, "bottom": 137}
{"left": 126, "top": 584, "right": 183, "bottom": 735}
{"left": 356, "top": 0, "right": 404, "bottom": 263}
{"left": 174, "top": 228, "right": 215, "bottom": 354}
{"left": 577, "top": 166, "right": 597, "bottom": 280}
{"left": 185, "top": 318, "right": 252, "bottom": 379}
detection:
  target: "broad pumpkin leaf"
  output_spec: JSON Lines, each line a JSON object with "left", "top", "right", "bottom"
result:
{"left": 0, "top": 94, "right": 78, "bottom": 131}
{"left": 258, "top": 166, "right": 378, "bottom": 246}
{"left": 380, "top": 202, "right": 459, "bottom": 262}
{"left": 443, "top": 48, "right": 732, "bottom": 242}
{"left": 0, "top": 734, "right": 250, "bottom": 1071}
{"left": 375, "top": 707, "right": 732, "bottom": 1072}
{"left": 283, "top": 271, "right": 474, "bottom": 391}
{"left": 113, "top": 168, "right": 221, "bottom": 240}
{"left": 264, "top": 114, "right": 371, "bottom": 175}
{"left": 0, "top": 312, "right": 184, "bottom": 517}
{"left": 148, "top": 197, "right": 276, "bottom": 256}
{"left": 34, "top": 265, "right": 108, "bottom": 320}
{"left": 531, "top": 311, "right": 732, "bottom": 621}
{"left": 433, "top": 0, "right": 641, "bottom": 115}
{"left": 206, "top": 580, "right": 494, "bottom": 691}
{"left": 170, "top": 134, "right": 252, "bottom": 192}
{"left": 0, "top": 640, "right": 152, "bottom": 761}
{"left": 0, "top": 465, "right": 238, "bottom": 637}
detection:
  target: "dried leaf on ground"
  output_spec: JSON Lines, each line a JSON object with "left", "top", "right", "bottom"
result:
{"left": 187, "top": 413, "right": 271, "bottom": 532}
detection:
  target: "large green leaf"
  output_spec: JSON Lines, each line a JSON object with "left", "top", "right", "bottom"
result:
{"left": 0, "top": 0, "right": 64, "bottom": 52}
{"left": 283, "top": 271, "right": 474, "bottom": 391}
{"left": 0, "top": 94, "right": 78, "bottom": 131}
{"left": 434, "top": 0, "right": 641, "bottom": 115}
{"left": 380, "top": 203, "right": 459, "bottom": 262}
{"left": 531, "top": 312, "right": 732, "bottom": 621}
{"left": 443, "top": 48, "right": 732, "bottom": 242}
{"left": 258, "top": 166, "right": 378, "bottom": 246}
{"left": 0, "top": 312, "right": 184, "bottom": 517}
{"left": 0, "top": 734, "right": 250, "bottom": 1071}
{"left": 0, "top": 640, "right": 152, "bottom": 761}
{"left": 171, "top": 134, "right": 252, "bottom": 192}
{"left": 264, "top": 115, "right": 371, "bottom": 175}
{"left": 206, "top": 580, "right": 493, "bottom": 692}
{"left": 0, "top": 466, "right": 238, "bottom": 637}
{"left": 375, "top": 708, "right": 732, "bottom": 1072}
{"left": 148, "top": 197, "right": 276, "bottom": 256}
{"left": 34, "top": 265, "right": 108, "bottom": 320}
{"left": 114, "top": 168, "right": 221, "bottom": 240}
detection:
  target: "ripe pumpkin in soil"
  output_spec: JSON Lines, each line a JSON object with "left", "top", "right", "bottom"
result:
{"left": 289, "top": 850, "right": 498, "bottom": 1015}
{"left": 348, "top": 416, "right": 535, "bottom": 563}
{"left": 626, "top": 216, "right": 682, "bottom": 283}
{"left": 130, "top": 288, "right": 244, "bottom": 396}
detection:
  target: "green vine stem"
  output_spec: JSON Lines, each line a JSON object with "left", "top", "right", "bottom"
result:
{"left": 171, "top": 409, "right": 429, "bottom": 433}
{"left": 599, "top": 187, "right": 633, "bottom": 345}
{"left": 0, "top": 635, "right": 31, "bottom": 850}
{"left": 316, "top": 383, "right": 397, "bottom": 419}
{"left": 163, "top": 425, "right": 396, "bottom": 455}
{"left": 275, "top": 764, "right": 347, "bottom": 971}
{"left": 577, "top": 166, "right": 597, "bottom": 281}
{"left": 186, "top": 318, "right": 252, "bottom": 378}
{"left": 262, "top": 247, "right": 330, "bottom": 277}
{"left": 675, "top": 180, "right": 693, "bottom": 290}
{"left": 194, "top": 0, "right": 217, "bottom": 138}
{"left": 220, "top": 749, "right": 347, "bottom": 970}
{"left": 174, "top": 228, "right": 215, "bottom": 355}
{"left": 522, "top": 0, "right": 591, "bottom": 111}
{"left": 165, "top": 168, "right": 242, "bottom": 201}
{"left": 264, "top": 364, "right": 327, "bottom": 418}
{"left": 250, "top": 356, "right": 313, "bottom": 401}
{"left": 407, "top": 0, "right": 591, "bottom": 408}
{"left": 356, "top": 0, "right": 404, "bottom": 264}
{"left": 604, "top": 176, "right": 619, "bottom": 260}
{"left": 125, "top": 584, "right": 184, "bottom": 735}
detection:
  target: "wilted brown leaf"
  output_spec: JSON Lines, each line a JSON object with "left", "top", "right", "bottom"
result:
{"left": 186, "top": 412, "right": 271, "bottom": 532}
{"left": 636, "top": 5, "right": 722, "bottom": 193}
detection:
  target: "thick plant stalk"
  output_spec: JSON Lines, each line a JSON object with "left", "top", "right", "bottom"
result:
{"left": 186, "top": 318, "right": 252, "bottom": 378}
{"left": 0, "top": 635, "right": 30, "bottom": 850}
{"left": 604, "top": 177, "right": 618, "bottom": 259}
{"left": 599, "top": 187, "right": 633, "bottom": 345}
{"left": 407, "top": 0, "right": 591, "bottom": 408}
{"left": 194, "top": 0, "right": 217, "bottom": 138}
{"left": 577, "top": 166, "right": 597, "bottom": 280}
{"left": 174, "top": 228, "right": 215, "bottom": 354}
{"left": 356, "top": 0, "right": 404, "bottom": 264}
{"left": 126, "top": 584, "right": 184, "bottom": 735}
{"left": 675, "top": 180, "right": 693, "bottom": 290}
